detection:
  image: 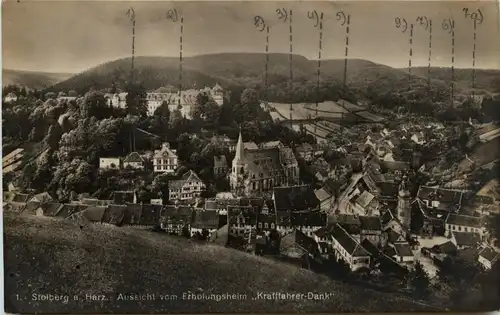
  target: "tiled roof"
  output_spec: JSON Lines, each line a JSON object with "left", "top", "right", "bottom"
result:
{"left": 331, "top": 224, "right": 369, "bottom": 257}
{"left": 55, "top": 204, "right": 87, "bottom": 219}
{"left": 41, "top": 202, "right": 64, "bottom": 217}
{"left": 280, "top": 229, "right": 319, "bottom": 256}
{"left": 359, "top": 216, "right": 382, "bottom": 231}
{"left": 138, "top": 204, "right": 163, "bottom": 226}
{"left": 354, "top": 191, "right": 375, "bottom": 208}
{"left": 386, "top": 228, "right": 405, "bottom": 244}
{"left": 446, "top": 213, "right": 482, "bottom": 228}
{"left": 273, "top": 185, "right": 319, "bottom": 212}
{"left": 380, "top": 210, "right": 395, "bottom": 225}
{"left": 192, "top": 210, "right": 219, "bottom": 229}
{"left": 123, "top": 152, "right": 144, "bottom": 163}
{"left": 360, "top": 238, "right": 379, "bottom": 257}
{"left": 111, "top": 191, "right": 136, "bottom": 205}
{"left": 123, "top": 204, "right": 142, "bottom": 225}
{"left": 432, "top": 241, "right": 457, "bottom": 255}
{"left": 170, "top": 170, "right": 204, "bottom": 190}
{"left": 393, "top": 243, "right": 413, "bottom": 257}
{"left": 12, "top": 193, "right": 30, "bottom": 203}
{"left": 417, "top": 186, "right": 463, "bottom": 205}
{"left": 153, "top": 145, "right": 177, "bottom": 159}
{"left": 214, "top": 155, "right": 228, "bottom": 168}
{"left": 260, "top": 140, "right": 283, "bottom": 149}
{"left": 478, "top": 247, "right": 500, "bottom": 262}
{"left": 245, "top": 147, "right": 285, "bottom": 179}
{"left": 83, "top": 206, "right": 108, "bottom": 222}
{"left": 101, "top": 205, "right": 127, "bottom": 225}
{"left": 453, "top": 232, "right": 481, "bottom": 247}
{"left": 243, "top": 142, "right": 259, "bottom": 150}
{"left": 290, "top": 212, "right": 327, "bottom": 227}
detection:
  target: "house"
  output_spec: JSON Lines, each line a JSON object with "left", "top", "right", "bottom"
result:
{"left": 210, "top": 135, "right": 237, "bottom": 152}
{"left": 389, "top": 242, "right": 415, "bottom": 265}
{"left": 123, "top": 152, "right": 145, "bottom": 170}
{"left": 122, "top": 204, "right": 143, "bottom": 226}
{"left": 4, "top": 92, "right": 18, "bottom": 103}
{"left": 273, "top": 185, "right": 320, "bottom": 213}
{"left": 314, "top": 188, "right": 334, "bottom": 212}
{"left": 153, "top": 142, "right": 178, "bottom": 174}
{"left": 210, "top": 224, "right": 229, "bottom": 245}
{"left": 330, "top": 224, "right": 371, "bottom": 271}
{"left": 416, "top": 186, "right": 464, "bottom": 211}
{"left": 110, "top": 191, "right": 137, "bottom": 205}
{"left": 160, "top": 205, "right": 194, "bottom": 235}
{"left": 295, "top": 143, "right": 314, "bottom": 161}
{"left": 213, "top": 155, "right": 228, "bottom": 176}
{"left": 359, "top": 216, "right": 384, "bottom": 246}
{"left": 56, "top": 204, "right": 87, "bottom": 219}
{"left": 5, "top": 192, "right": 31, "bottom": 213}
{"left": 276, "top": 211, "right": 293, "bottom": 236}
{"left": 347, "top": 190, "right": 379, "bottom": 216}
{"left": 243, "top": 142, "right": 259, "bottom": 151}
{"left": 99, "top": 157, "right": 121, "bottom": 170}
{"left": 451, "top": 231, "right": 481, "bottom": 249}
{"left": 386, "top": 228, "right": 406, "bottom": 244}
{"left": 81, "top": 205, "right": 108, "bottom": 223}
{"left": 169, "top": 170, "right": 206, "bottom": 201}
{"left": 476, "top": 179, "right": 499, "bottom": 205}
{"left": 280, "top": 229, "right": 320, "bottom": 261}
{"left": 478, "top": 247, "right": 500, "bottom": 270}
{"left": 227, "top": 201, "right": 260, "bottom": 237}
{"left": 290, "top": 211, "right": 327, "bottom": 238}
{"left": 260, "top": 140, "right": 284, "bottom": 149}
{"left": 411, "top": 132, "right": 426, "bottom": 145}
{"left": 191, "top": 210, "right": 220, "bottom": 238}
{"left": 29, "top": 192, "right": 53, "bottom": 203}
{"left": 257, "top": 211, "right": 278, "bottom": 234}
{"left": 445, "top": 213, "right": 484, "bottom": 237}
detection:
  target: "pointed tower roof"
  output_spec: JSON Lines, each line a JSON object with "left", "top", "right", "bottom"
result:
{"left": 235, "top": 127, "right": 245, "bottom": 161}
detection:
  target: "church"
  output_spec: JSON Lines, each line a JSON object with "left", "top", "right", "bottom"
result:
{"left": 230, "top": 130, "right": 300, "bottom": 196}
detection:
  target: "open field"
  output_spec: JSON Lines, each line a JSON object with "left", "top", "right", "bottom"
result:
{"left": 3, "top": 212, "right": 437, "bottom": 313}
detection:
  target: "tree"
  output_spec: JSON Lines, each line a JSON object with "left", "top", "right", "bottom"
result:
{"left": 80, "top": 91, "right": 112, "bottom": 119}
{"left": 409, "top": 261, "right": 430, "bottom": 299}
{"left": 43, "top": 124, "right": 63, "bottom": 150}
{"left": 125, "top": 83, "right": 147, "bottom": 117}
{"left": 150, "top": 101, "right": 171, "bottom": 138}
{"left": 152, "top": 174, "right": 170, "bottom": 204}
{"left": 44, "top": 92, "right": 57, "bottom": 100}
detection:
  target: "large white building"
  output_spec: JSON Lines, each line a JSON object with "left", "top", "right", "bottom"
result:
{"left": 105, "top": 84, "right": 224, "bottom": 119}
{"left": 153, "top": 143, "right": 178, "bottom": 174}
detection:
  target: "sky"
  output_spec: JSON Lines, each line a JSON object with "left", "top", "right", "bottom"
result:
{"left": 3, "top": 0, "right": 500, "bottom": 73}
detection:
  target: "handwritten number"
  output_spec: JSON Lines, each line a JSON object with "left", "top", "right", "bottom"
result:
{"left": 416, "top": 16, "right": 429, "bottom": 30}
{"left": 276, "top": 8, "right": 288, "bottom": 23}
{"left": 307, "top": 10, "right": 321, "bottom": 28}
{"left": 126, "top": 7, "right": 135, "bottom": 22}
{"left": 442, "top": 18, "right": 454, "bottom": 34}
{"left": 166, "top": 9, "right": 178, "bottom": 22}
{"left": 463, "top": 8, "right": 484, "bottom": 24}
{"left": 395, "top": 17, "right": 407, "bottom": 33}
{"left": 254, "top": 16, "right": 266, "bottom": 32}
{"left": 336, "top": 11, "right": 347, "bottom": 26}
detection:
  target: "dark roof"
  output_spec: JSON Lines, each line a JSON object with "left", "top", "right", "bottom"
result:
{"left": 360, "top": 238, "right": 380, "bottom": 257}
{"left": 478, "top": 247, "right": 500, "bottom": 262}
{"left": 138, "top": 204, "right": 162, "bottom": 226}
{"left": 12, "top": 193, "right": 30, "bottom": 203}
{"left": 380, "top": 210, "right": 395, "bottom": 225}
{"left": 280, "top": 229, "right": 319, "bottom": 256}
{"left": 393, "top": 243, "right": 414, "bottom": 257}
{"left": 123, "top": 152, "right": 144, "bottom": 163}
{"left": 330, "top": 224, "right": 369, "bottom": 257}
{"left": 273, "top": 185, "right": 319, "bottom": 212}
{"left": 41, "top": 202, "right": 64, "bottom": 217}
{"left": 227, "top": 205, "right": 259, "bottom": 225}
{"left": 446, "top": 213, "right": 482, "bottom": 228}
{"left": 56, "top": 204, "right": 87, "bottom": 219}
{"left": 111, "top": 191, "right": 136, "bottom": 205}
{"left": 290, "top": 212, "right": 327, "bottom": 227}
{"left": 276, "top": 211, "right": 291, "bottom": 227}
{"left": 378, "top": 181, "right": 399, "bottom": 198}
{"left": 359, "top": 216, "right": 382, "bottom": 231}
{"left": 258, "top": 212, "right": 277, "bottom": 225}
{"left": 432, "top": 241, "right": 457, "bottom": 255}
{"left": 161, "top": 205, "right": 194, "bottom": 222}
{"left": 122, "top": 204, "right": 142, "bottom": 225}
{"left": 83, "top": 206, "right": 107, "bottom": 222}
{"left": 330, "top": 214, "right": 361, "bottom": 234}
{"left": 81, "top": 198, "right": 99, "bottom": 205}
{"left": 170, "top": 170, "right": 204, "bottom": 190}
{"left": 23, "top": 201, "right": 41, "bottom": 215}
{"left": 387, "top": 228, "right": 405, "bottom": 244}
{"left": 453, "top": 232, "right": 481, "bottom": 247}
{"left": 192, "top": 210, "right": 219, "bottom": 229}
{"left": 417, "top": 186, "right": 463, "bottom": 205}
{"left": 101, "top": 205, "right": 127, "bottom": 225}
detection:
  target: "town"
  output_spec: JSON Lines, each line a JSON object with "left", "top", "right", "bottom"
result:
{"left": 3, "top": 75, "right": 500, "bottom": 310}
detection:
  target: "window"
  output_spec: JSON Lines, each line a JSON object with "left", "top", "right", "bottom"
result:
{"left": 264, "top": 223, "right": 268, "bottom": 229}
{"left": 465, "top": 227, "right": 468, "bottom": 232}
{"left": 271, "top": 223, "right": 275, "bottom": 229}
{"left": 258, "top": 222, "right": 262, "bottom": 228}
{"left": 458, "top": 226, "right": 462, "bottom": 231}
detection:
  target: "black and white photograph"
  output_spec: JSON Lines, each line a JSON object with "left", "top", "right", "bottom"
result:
{"left": 2, "top": 0, "right": 500, "bottom": 313}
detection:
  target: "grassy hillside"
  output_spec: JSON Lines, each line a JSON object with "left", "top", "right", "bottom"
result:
{"left": 3, "top": 212, "right": 437, "bottom": 313}
{"left": 3, "top": 69, "right": 73, "bottom": 90}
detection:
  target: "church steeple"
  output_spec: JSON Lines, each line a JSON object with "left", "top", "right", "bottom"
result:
{"left": 397, "top": 175, "right": 411, "bottom": 232}
{"left": 235, "top": 127, "right": 245, "bottom": 161}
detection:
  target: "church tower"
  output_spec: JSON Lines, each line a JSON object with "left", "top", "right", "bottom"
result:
{"left": 230, "top": 129, "right": 247, "bottom": 195}
{"left": 397, "top": 175, "right": 412, "bottom": 231}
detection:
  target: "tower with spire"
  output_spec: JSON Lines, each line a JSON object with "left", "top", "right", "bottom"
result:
{"left": 230, "top": 128, "right": 247, "bottom": 195}
{"left": 397, "top": 175, "right": 412, "bottom": 231}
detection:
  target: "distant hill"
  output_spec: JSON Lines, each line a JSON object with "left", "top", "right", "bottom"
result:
{"left": 400, "top": 67, "right": 500, "bottom": 94}
{"left": 2, "top": 69, "right": 73, "bottom": 90}
{"left": 47, "top": 53, "right": 498, "bottom": 97}
{"left": 3, "top": 213, "right": 437, "bottom": 313}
